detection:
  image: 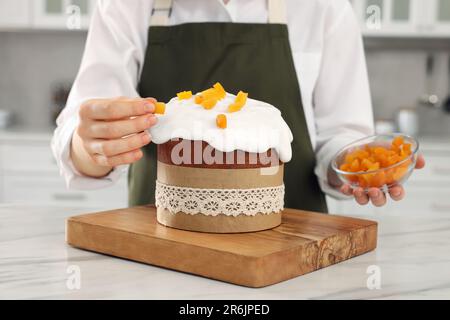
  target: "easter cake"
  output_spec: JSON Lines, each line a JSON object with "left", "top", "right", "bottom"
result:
{"left": 149, "top": 83, "right": 293, "bottom": 233}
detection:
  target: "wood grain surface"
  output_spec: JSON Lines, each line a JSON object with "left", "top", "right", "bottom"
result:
{"left": 66, "top": 205, "right": 378, "bottom": 288}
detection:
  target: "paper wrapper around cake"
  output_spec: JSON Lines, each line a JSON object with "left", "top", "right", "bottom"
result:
{"left": 155, "top": 139, "right": 284, "bottom": 233}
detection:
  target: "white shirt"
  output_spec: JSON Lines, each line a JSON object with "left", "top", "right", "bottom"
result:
{"left": 51, "top": 0, "right": 374, "bottom": 199}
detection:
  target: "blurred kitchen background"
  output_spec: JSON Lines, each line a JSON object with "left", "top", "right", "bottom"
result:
{"left": 0, "top": 0, "right": 449, "bottom": 215}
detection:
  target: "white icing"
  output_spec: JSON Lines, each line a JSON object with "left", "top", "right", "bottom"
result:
{"left": 148, "top": 92, "right": 293, "bottom": 162}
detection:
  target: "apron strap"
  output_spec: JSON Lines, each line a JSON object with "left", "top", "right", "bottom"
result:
{"left": 150, "top": 0, "right": 173, "bottom": 26}
{"left": 149, "top": 0, "right": 287, "bottom": 26}
{"left": 268, "top": 0, "right": 287, "bottom": 24}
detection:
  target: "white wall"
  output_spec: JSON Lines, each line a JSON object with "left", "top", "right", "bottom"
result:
{"left": 0, "top": 31, "right": 86, "bottom": 129}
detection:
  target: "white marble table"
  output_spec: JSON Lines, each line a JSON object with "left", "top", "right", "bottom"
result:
{"left": 1, "top": 204, "right": 449, "bottom": 300}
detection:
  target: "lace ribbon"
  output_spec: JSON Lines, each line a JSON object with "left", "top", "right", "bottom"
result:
{"left": 155, "top": 181, "right": 284, "bottom": 216}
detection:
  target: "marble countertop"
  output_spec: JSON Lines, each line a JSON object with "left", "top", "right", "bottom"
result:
{"left": 1, "top": 204, "right": 449, "bottom": 300}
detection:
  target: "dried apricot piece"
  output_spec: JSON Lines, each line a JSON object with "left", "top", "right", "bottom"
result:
{"left": 368, "top": 162, "right": 380, "bottom": 171}
{"left": 228, "top": 103, "right": 242, "bottom": 113}
{"left": 378, "top": 154, "right": 390, "bottom": 167}
{"left": 154, "top": 102, "right": 166, "bottom": 114}
{"left": 195, "top": 95, "right": 204, "bottom": 104}
{"left": 371, "top": 171, "right": 386, "bottom": 188}
{"left": 360, "top": 158, "right": 371, "bottom": 171}
{"left": 385, "top": 168, "right": 395, "bottom": 185}
{"left": 213, "top": 82, "right": 226, "bottom": 99}
{"left": 227, "top": 91, "right": 249, "bottom": 113}
{"left": 201, "top": 88, "right": 218, "bottom": 100}
{"left": 345, "top": 153, "right": 356, "bottom": 164}
{"left": 359, "top": 175, "right": 370, "bottom": 188}
{"left": 373, "top": 147, "right": 387, "bottom": 155}
{"left": 391, "top": 145, "right": 401, "bottom": 155}
{"left": 235, "top": 91, "right": 248, "bottom": 105}
{"left": 202, "top": 98, "right": 218, "bottom": 110}
{"left": 350, "top": 158, "right": 360, "bottom": 172}
{"left": 392, "top": 136, "right": 404, "bottom": 147}
{"left": 177, "top": 91, "right": 192, "bottom": 100}
{"left": 393, "top": 165, "right": 408, "bottom": 181}
{"left": 390, "top": 154, "right": 401, "bottom": 164}
{"left": 216, "top": 114, "right": 227, "bottom": 129}
{"left": 346, "top": 174, "right": 358, "bottom": 183}
{"left": 401, "top": 143, "right": 412, "bottom": 157}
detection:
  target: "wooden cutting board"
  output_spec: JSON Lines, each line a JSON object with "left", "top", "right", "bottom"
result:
{"left": 66, "top": 205, "right": 377, "bottom": 288}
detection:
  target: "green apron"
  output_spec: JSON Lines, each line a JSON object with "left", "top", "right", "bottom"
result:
{"left": 129, "top": 14, "right": 327, "bottom": 213}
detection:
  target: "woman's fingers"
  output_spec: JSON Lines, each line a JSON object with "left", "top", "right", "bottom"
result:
{"left": 85, "top": 132, "right": 151, "bottom": 157}
{"left": 348, "top": 185, "right": 404, "bottom": 207}
{"left": 388, "top": 185, "right": 405, "bottom": 201}
{"left": 80, "top": 97, "right": 155, "bottom": 120}
{"left": 92, "top": 149, "right": 144, "bottom": 167}
{"left": 353, "top": 187, "right": 369, "bottom": 205}
{"left": 340, "top": 184, "right": 371, "bottom": 205}
{"left": 82, "top": 114, "right": 157, "bottom": 139}
{"left": 74, "top": 96, "right": 158, "bottom": 173}
{"left": 415, "top": 154, "right": 425, "bottom": 169}
{"left": 340, "top": 184, "right": 353, "bottom": 196}
{"left": 367, "top": 188, "right": 387, "bottom": 207}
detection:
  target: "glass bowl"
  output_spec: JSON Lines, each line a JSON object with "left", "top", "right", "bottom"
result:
{"left": 331, "top": 134, "right": 419, "bottom": 191}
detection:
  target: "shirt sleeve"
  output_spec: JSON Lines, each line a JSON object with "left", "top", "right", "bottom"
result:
{"left": 313, "top": 0, "right": 375, "bottom": 199}
{"left": 51, "top": 0, "right": 153, "bottom": 190}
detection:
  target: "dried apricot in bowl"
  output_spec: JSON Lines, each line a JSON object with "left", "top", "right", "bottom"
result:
{"left": 332, "top": 134, "right": 418, "bottom": 190}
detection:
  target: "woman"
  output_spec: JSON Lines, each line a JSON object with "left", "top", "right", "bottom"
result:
{"left": 52, "top": 0, "right": 424, "bottom": 210}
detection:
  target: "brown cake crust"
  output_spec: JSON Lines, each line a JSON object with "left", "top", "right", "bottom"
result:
{"left": 155, "top": 139, "right": 284, "bottom": 233}
{"left": 157, "top": 161, "right": 284, "bottom": 189}
{"left": 157, "top": 208, "right": 281, "bottom": 233}
{"left": 157, "top": 139, "right": 282, "bottom": 169}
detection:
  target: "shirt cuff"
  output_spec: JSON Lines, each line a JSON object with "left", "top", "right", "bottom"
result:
{"left": 51, "top": 115, "right": 127, "bottom": 190}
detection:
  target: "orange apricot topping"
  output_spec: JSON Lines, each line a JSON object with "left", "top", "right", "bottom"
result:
{"left": 201, "top": 98, "right": 218, "bottom": 110}
{"left": 194, "top": 82, "right": 227, "bottom": 110}
{"left": 177, "top": 91, "right": 192, "bottom": 100}
{"left": 339, "top": 136, "right": 413, "bottom": 188}
{"left": 201, "top": 88, "right": 218, "bottom": 99}
{"left": 154, "top": 102, "right": 166, "bottom": 114}
{"left": 213, "top": 82, "right": 226, "bottom": 99}
{"left": 236, "top": 91, "right": 248, "bottom": 105}
{"left": 228, "top": 91, "right": 248, "bottom": 113}
{"left": 216, "top": 114, "right": 227, "bottom": 129}
{"left": 195, "top": 95, "right": 204, "bottom": 104}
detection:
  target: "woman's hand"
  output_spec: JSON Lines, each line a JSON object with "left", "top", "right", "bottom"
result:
{"left": 71, "top": 97, "right": 158, "bottom": 178}
{"left": 338, "top": 154, "right": 425, "bottom": 206}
